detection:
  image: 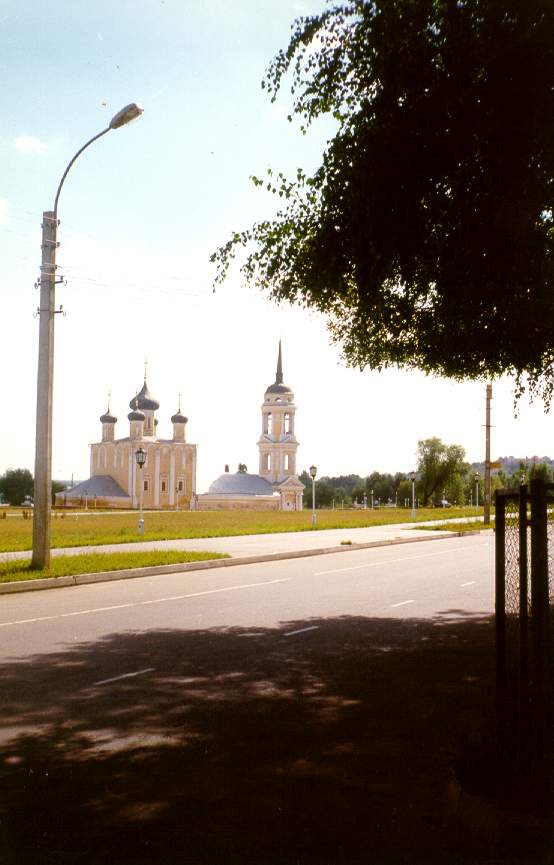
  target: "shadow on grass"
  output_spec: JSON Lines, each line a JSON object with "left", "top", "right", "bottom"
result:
{"left": 0, "top": 613, "right": 548, "bottom": 864}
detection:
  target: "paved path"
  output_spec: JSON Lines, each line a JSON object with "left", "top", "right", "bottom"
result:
{"left": 0, "top": 519, "right": 470, "bottom": 562}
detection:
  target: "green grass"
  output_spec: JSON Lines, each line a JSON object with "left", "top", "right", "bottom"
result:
{"left": 418, "top": 520, "right": 494, "bottom": 533}
{"left": 0, "top": 549, "right": 228, "bottom": 584}
{"left": 0, "top": 506, "right": 484, "bottom": 553}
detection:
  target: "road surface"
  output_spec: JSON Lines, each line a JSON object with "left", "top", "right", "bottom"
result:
{"left": 0, "top": 532, "right": 493, "bottom": 663}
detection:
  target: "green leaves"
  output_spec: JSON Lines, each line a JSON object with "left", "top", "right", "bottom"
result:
{"left": 213, "top": 0, "right": 554, "bottom": 401}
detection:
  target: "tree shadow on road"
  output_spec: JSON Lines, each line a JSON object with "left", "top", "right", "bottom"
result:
{"left": 0, "top": 611, "right": 547, "bottom": 864}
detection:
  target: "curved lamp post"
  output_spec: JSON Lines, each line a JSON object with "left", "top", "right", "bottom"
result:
{"left": 31, "top": 104, "right": 143, "bottom": 569}
{"left": 309, "top": 464, "right": 317, "bottom": 527}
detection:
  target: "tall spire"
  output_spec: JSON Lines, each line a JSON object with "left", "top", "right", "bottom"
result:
{"left": 276, "top": 340, "right": 283, "bottom": 385}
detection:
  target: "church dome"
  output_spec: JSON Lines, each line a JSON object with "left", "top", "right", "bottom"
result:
{"left": 129, "top": 380, "right": 159, "bottom": 412}
{"left": 208, "top": 472, "right": 276, "bottom": 496}
{"left": 128, "top": 407, "right": 145, "bottom": 422}
{"left": 100, "top": 408, "right": 117, "bottom": 424}
{"left": 265, "top": 381, "right": 293, "bottom": 395}
{"left": 171, "top": 410, "right": 188, "bottom": 424}
{"left": 265, "top": 340, "right": 293, "bottom": 396}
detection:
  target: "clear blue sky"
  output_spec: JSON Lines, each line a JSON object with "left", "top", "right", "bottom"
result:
{"left": 1, "top": 0, "right": 551, "bottom": 492}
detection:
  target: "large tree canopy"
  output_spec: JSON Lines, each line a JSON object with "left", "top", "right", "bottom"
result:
{"left": 213, "top": 0, "right": 554, "bottom": 399}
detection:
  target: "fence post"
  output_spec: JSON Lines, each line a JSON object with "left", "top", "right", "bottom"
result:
{"left": 518, "top": 484, "right": 529, "bottom": 725}
{"left": 529, "top": 478, "right": 549, "bottom": 805}
{"left": 495, "top": 490, "right": 506, "bottom": 731}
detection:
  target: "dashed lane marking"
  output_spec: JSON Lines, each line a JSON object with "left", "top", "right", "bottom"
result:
{"left": 314, "top": 546, "right": 466, "bottom": 576}
{"left": 460, "top": 580, "right": 477, "bottom": 587}
{"left": 284, "top": 625, "right": 320, "bottom": 637}
{"left": 92, "top": 668, "right": 155, "bottom": 687}
{"left": 390, "top": 600, "right": 415, "bottom": 608}
{"left": 0, "top": 578, "right": 291, "bottom": 628}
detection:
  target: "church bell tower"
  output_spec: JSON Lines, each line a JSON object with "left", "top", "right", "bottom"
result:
{"left": 258, "top": 341, "right": 298, "bottom": 483}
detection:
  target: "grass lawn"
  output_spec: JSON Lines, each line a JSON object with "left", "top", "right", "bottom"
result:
{"left": 0, "top": 549, "right": 228, "bottom": 584}
{"left": 419, "top": 520, "right": 494, "bottom": 533}
{"left": 0, "top": 506, "right": 483, "bottom": 553}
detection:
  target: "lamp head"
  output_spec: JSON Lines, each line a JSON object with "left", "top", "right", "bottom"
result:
{"left": 409, "top": 471, "right": 416, "bottom": 481}
{"left": 309, "top": 465, "right": 317, "bottom": 479}
{"left": 135, "top": 447, "right": 147, "bottom": 468}
{"left": 110, "top": 103, "right": 144, "bottom": 129}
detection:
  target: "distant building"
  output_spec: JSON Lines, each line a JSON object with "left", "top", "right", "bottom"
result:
{"left": 56, "top": 377, "right": 197, "bottom": 510}
{"left": 197, "top": 342, "right": 304, "bottom": 511}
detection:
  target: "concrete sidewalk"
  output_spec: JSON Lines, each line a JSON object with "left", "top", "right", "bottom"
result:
{"left": 0, "top": 520, "right": 460, "bottom": 563}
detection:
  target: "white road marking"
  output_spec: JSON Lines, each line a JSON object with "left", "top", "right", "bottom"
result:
{"left": 0, "top": 578, "right": 291, "bottom": 628}
{"left": 92, "top": 667, "right": 155, "bottom": 687}
{"left": 390, "top": 600, "right": 415, "bottom": 608}
{"left": 284, "top": 625, "right": 320, "bottom": 637}
{"left": 460, "top": 580, "right": 477, "bottom": 587}
{"left": 314, "top": 546, "right": 466, "bottom": 576}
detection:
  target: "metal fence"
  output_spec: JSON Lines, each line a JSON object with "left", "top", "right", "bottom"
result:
{"left": 495, "top": 479, "right": 553, "bottom": 793}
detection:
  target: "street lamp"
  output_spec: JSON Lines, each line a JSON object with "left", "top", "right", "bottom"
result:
{"left": 31, "top": 104, "right": 143, "bottom": 569}
{"left": 135, "top": 447, "right": 146, "bottom": 534}
{"left": 474, "top": 472, "right": 480, "bottom": 509}
{"left": 309, "top": 464, "right": 317, "bottom": 527}
{"left": 409, "top": 471, "right": 417, "bottom": 519}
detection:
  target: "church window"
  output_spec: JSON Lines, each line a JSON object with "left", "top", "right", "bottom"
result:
{"left": 178, "top": 480, "right": 183, "bottom": 492}
{"left": 144, "top": 480, "right": 149, "bottom": 492}
{"left": 161, "top": 480, "right": 167, "bottom": 493}
{"left": 284, "top": 412, "right": 291, "bottom": 434}
{"left": 284, "top": 454, "right": 290, "bottom": 471}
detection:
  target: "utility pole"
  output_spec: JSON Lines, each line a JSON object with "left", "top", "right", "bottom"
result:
{"left": 31, "top": 211, "right": 58, "bottom": 569}
{"left": 484, "top": 383, "right": 492, "bottom": 524}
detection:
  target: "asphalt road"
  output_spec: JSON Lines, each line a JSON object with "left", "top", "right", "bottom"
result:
{"left": 0, "top": 532, "right": 493, "bottom": 664}
{"left": 1, "top": 533, "right": 508, "bottom": 865}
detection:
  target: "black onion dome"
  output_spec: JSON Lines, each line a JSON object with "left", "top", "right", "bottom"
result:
{"left": 127, "top": 407, "right": 145, "bottom": 422}
{"left": 265, "top": 381, "right": 293, "bottom": 395}
{"left": 100, "top": 408, "right": 117, "bottom": 424}
{"left": 171, "top": 410, "right": 188, "bottom": 424}
{"left": 129, "top": 380, "right": 159, "bottom": 411}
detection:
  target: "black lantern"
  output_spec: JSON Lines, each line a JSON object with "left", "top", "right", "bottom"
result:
{"left": 135, "top": 447, "right": 146, "bottom": 469}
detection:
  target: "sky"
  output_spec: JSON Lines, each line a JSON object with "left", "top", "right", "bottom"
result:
{"left": 1, "top": 0, "right": 552, "bottom": 493}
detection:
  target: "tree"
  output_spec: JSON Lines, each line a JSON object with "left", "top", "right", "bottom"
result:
{"left": 324, "top": 475, "right": 364, "bottom": 498}
{"left": 365, "top": 471, "right": 396, "bottom": 504}
{"left": 300, "top": 471, "right": 335, "bottom": 507}
{"left": 0, "top": 468, "right": 33, "bottom": 505}
{"left": 213, "top": 0, "right": 554, "bottom": 401}
{"left": 52, "top": 481, "right": 66, "bottom": 506}
{"left": 417, "top": 438, "right": 466, "bottom": 506}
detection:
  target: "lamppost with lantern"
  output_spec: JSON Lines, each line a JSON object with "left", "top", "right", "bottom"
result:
{"left": 409, "top": 471, "right": 417, "bottom": 519}
{"left": 135, "top": 447, "right": 146, "bottom": 534}
{"left": 474, "top": 472, "right": 480, "bottom": 509}
{"left": 31, "top": 103, "right": 144, "bottom": 569}
{"left": 309, "top": 465, "right": 317, "bottom": 527}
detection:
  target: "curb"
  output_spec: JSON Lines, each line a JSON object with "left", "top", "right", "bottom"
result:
{"left": 0, "top": 530, "right": 471, "bottom": 595}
